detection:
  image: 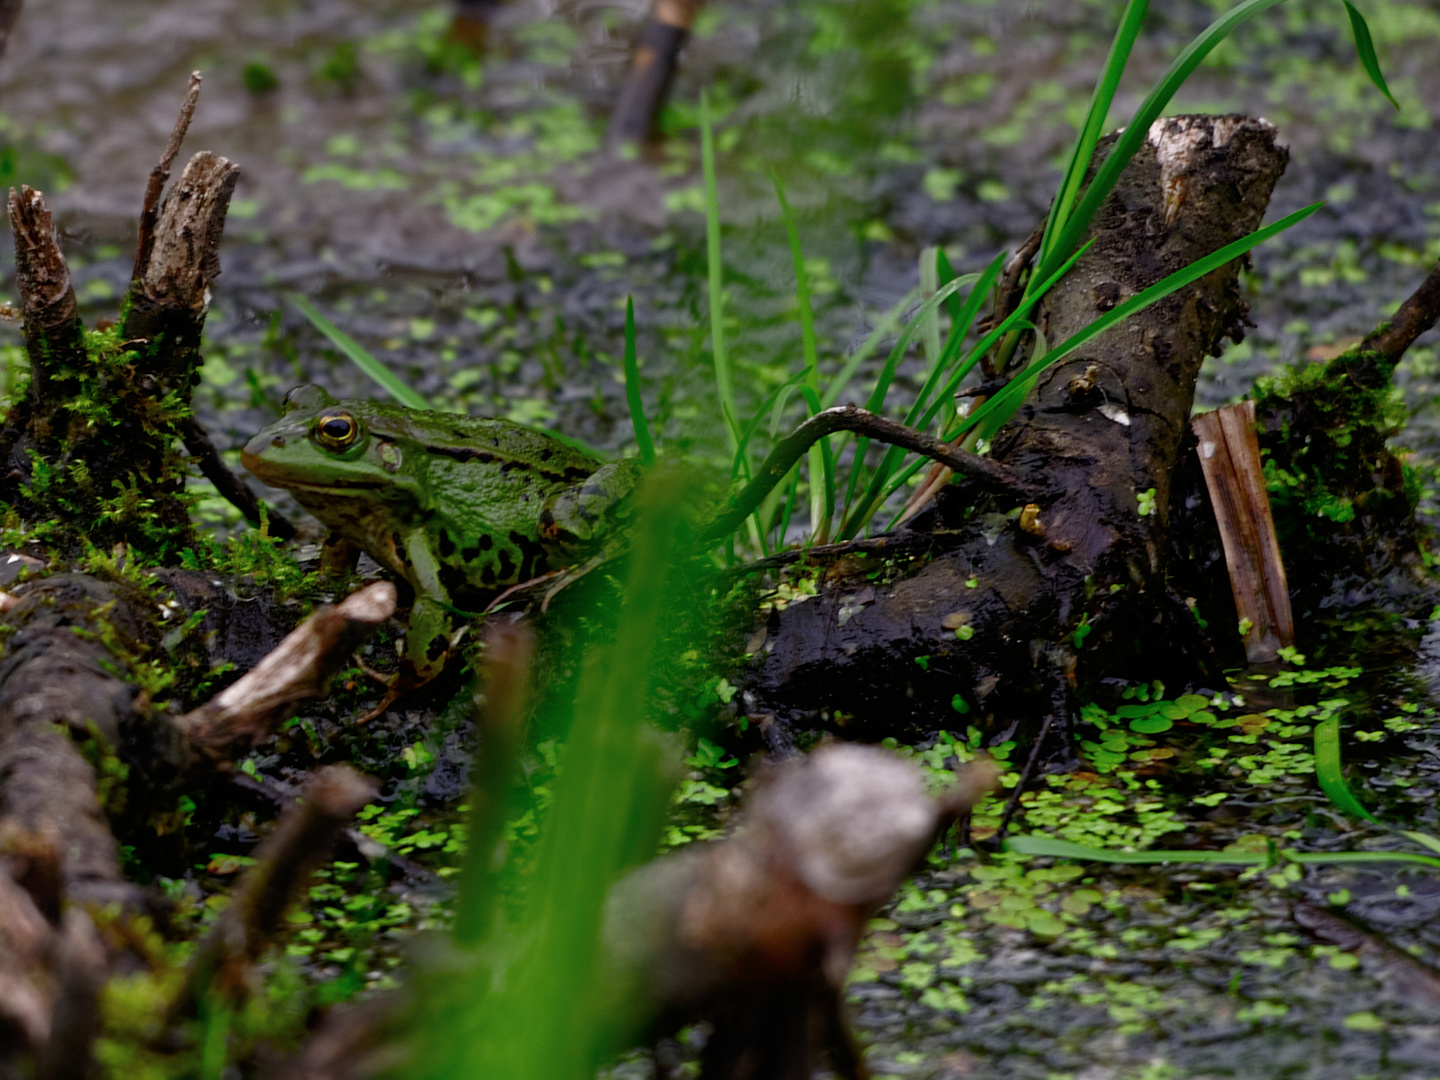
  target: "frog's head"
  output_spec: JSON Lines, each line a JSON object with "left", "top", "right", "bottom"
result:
{"left": 242, "top": 384, "right": 416, "bottom": 498}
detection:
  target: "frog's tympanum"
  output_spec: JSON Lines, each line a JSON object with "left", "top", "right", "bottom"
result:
{"left": 242, "top": 385, "right": 638, "bottom": 692}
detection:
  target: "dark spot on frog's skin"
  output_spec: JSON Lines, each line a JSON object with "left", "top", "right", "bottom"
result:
{"left": 496, "top": 549, "right": 516, "bottom": 581}
{"left": 429, "top": 446, "right": 496, "bottom": 465}
{"left": 481, "top": 564, "right": 497, "bottom": 587}
{"left": 509, "top": 530, "right": 549, "bottom": 581}
{"left": 491, "top": 436, "right": 500, "bottom": 448}
{"left": 478, "top": 534, "right": 493, "bottom": 551}
{"left": 438, "top": 531, "right": 457, "bottom": 558}
{"left": 426, "top": 635, "right": 448, "bottom": 662}
{"left": 564, "top": 467, "right": 593, "bottom": 483}
{"left": 540, "top": 448, "right": 553, "bottom": 462}
{"left": 500, "top": 459, "right": 522, "bottom": 474}
{"left": 439, "top": 563, "right": 469, "bottom": 601}
{"left": 462, "top": 545, "right": 481, "bottom": 562}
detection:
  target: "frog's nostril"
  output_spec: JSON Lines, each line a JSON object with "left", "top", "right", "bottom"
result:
{"left": 271, "top": 436, "right": 285, "bottom": 448}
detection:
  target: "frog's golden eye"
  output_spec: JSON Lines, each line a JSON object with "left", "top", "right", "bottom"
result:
{"left": 315, "top": 411, "right": 359, "bottom": 450}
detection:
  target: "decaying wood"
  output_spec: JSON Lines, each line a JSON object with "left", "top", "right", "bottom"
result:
{"left": 603, "top": 745, "right": 996, "bottom": 1078}
{"left": 0, "top": 576, "right": 152, "bottom": 911}
{"left": 0, "top": 0, "right": 23, "bottom": 63}
{"left": 122, "top": 149, "right": 240, "bottom": 384}
{"left": 175, "top": 581, "right": 396, "bottom": 766}
{"left": 751, "top": 115, "right": 1288, "bottom": 753}
{"left": 1193, "top": 401, "right": 1293, "bottom": 663}
{"left": 132, "top": 72, "right": 203, "bottom": 287}
{"left": 608, "top": 0, "right": 704, "bottom": 146}
{"left": 5, "top": 186, "right": 84, "bottom": 404}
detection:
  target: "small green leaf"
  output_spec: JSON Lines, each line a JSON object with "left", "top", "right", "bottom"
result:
{"left": 1129, "top": 716, "right": 1174, "bottom": 735}
{"left": 1174, "top": 693, "right": 1210, "bottom": 713}
{"left": 1342, "top": 1, "right": 1400, "bottom": 110}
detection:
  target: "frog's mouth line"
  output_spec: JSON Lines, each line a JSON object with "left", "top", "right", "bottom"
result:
{"left": 271, "top": 479, "right": 391, "bottom": 495}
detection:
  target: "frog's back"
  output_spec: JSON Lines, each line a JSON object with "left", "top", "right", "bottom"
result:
{"left": 373, "top": 407, "right": 602, "bottom": 595}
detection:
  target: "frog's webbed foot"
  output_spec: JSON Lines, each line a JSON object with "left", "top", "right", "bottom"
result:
{"left": 355, "top": 595, "right": 454, "bottom": 723}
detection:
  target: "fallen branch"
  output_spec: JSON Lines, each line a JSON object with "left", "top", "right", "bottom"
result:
{"left": 703, "top": 404, "right": 1045, "bottom": 543}
{"left": 175, "top": 582, "right": 396, "bottom": 766}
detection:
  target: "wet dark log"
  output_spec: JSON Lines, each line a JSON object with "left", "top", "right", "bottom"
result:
{"left": 0, "top": 575, "right": 153, "bottom": 911}
{"left": 751, "top": 115, "right": 1288, "bottom": 755}
{"left": 608, "top": 0, "right": 703, "bottom": 147}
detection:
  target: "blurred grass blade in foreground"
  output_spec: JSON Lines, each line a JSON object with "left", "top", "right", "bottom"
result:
{"left": 406, "top": 469, "right": 693, "bottom": 1080}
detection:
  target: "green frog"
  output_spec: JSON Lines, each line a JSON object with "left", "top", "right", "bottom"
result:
{"left": 241, "top": 384, "right": 639, "bottom": 693}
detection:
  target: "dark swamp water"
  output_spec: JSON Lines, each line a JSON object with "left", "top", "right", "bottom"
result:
{"left": 3, "top": 1, "right": 1440, "bottom": 1077}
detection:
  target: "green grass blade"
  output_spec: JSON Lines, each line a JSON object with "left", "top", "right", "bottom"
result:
{"left": 820, "top": 286, "right": 922, "bottom": 410}
{"left": 1400, "top": 831, "right": 1440, "bottom": 857}
{"left": 773, "top": 172, "right": 828, "bottom": 536}
{"left": 1342, "top": 0, "right": 1400, "bottom": 110}
{"left": 1315, "top": 714, "right": 1379, "bottom": 822}
{"left": 863, "top": 276, "right": 973, "bottom": 413}
{"left": 1032, "top": 0, "right": 1289, "bottom": 288}
{"left": 904, "top": 251, "right": 1005, "bottom": 428}
{"left": 966, "top": 201, "right": 1324, "bottom": 440}
{"left": 290, "top": 293, "right": 431, "bottom": 411}
{"left": 1285, "top": 850, "right": 1440, "bottom": 868}
{"left": 623, "top": 297, "right": 656, "bottom": 465}
{"left": 1006, "top": 834, "right": 1440, "bottom": 870}
{"left": 1004, "top": 835, "right": 1268, "bottom": 865}
{"left": 936, "top": 248, "right": 962, "bottom": 321}
{"left": 773, "top": 172, "right": 820, "bottom": 393}
{"left": 1041, "top": 0, "right": 1150, "bottom": 267}
{"left": 839, "top": 244, "right": 1093, "bottom": 538}
{"left": 700, "top": 90, "right": 739, "bottom": 453}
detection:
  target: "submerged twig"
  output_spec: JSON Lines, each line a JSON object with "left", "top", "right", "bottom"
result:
{"left": 177, "top": 415, "right": 297, "bottom": 540}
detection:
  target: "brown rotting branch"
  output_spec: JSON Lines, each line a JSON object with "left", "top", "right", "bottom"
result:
{"left": 132, "top": 71, "right": 202, "bottom": 286}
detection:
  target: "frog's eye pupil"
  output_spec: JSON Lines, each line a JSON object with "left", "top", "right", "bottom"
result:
{"left": 317, "top": 413, "right": 358, "bottom": 447}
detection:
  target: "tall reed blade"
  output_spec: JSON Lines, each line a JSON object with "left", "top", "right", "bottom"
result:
{"left": 700, "top": 90, "right": 739, "bottom": 453}
{"left": 623, "top": 296, "right": 656, "bottom": 465}
{"left": 291, "top": 294, "right": 431, "bottom": 411}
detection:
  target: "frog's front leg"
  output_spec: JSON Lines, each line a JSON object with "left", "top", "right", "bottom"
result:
{"left": 399, "top": 528, "right": 459, "bottom": 687}
{"left": 361, "top": 528, "right": 459, "bottom": 721}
